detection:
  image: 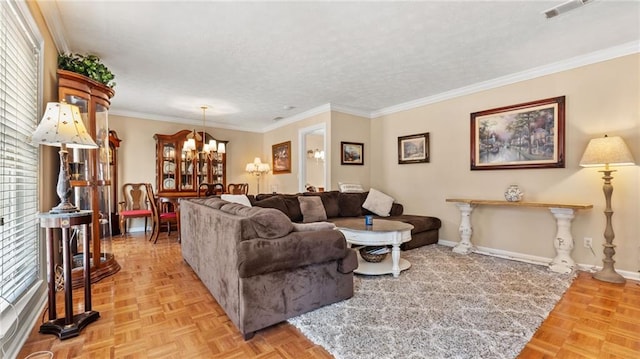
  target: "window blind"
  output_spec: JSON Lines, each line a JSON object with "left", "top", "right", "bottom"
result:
{"left": 0, "top": 0, "right": 41, "bottom": 305}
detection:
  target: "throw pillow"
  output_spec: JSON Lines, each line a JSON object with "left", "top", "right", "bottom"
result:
{"left": 338, "top": 182, "right": 364, "bottom": 193}
{"left": 221, "top": 194, "right": 252, "bottom": 207}
{"left": 297, "top": 196, "right": 328, "bottom": 223}
{"left": 362, "top": 188, "right": 394, "bottom": 217}
{"left": 292, "top": 222, "right": 336, "bottom": 232}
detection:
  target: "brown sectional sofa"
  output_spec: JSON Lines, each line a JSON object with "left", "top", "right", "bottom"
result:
{"left": 180, "top": 197, "right": 357, "bottom": 340}
{"left": 252, "top": 191, "right": 441, "bottom": 250}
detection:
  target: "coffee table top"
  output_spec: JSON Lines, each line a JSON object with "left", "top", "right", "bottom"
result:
{"left": 334, "top": 218, "right": 414, "bottom": 232}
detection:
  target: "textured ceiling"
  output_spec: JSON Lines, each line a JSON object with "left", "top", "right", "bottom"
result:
{"left": 40, "top": 1, "right": 639, "bottom": 132}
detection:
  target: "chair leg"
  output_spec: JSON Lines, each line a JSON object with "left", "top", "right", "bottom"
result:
{"left": 144, "top": 217, "right": 148, "bottom": 233}
{"left": 119, "top": 217, "right": 125, "bottom": 236}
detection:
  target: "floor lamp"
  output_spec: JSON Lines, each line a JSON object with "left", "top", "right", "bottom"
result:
{"left": 245, "top": 157, "right": 270, "bottom": 194}
{"left": 579, "top": 135, "right": 635, "bottom": 284}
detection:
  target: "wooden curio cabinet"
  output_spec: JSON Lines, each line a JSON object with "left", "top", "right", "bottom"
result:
{"left": 57, "top": 69, "right": 120, "bottom": 287}
{"left": 154, "top": 129, "right": 227, "bottom": 197}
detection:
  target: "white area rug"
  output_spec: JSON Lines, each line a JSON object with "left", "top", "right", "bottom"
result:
{"left": 288, "top": 244, "right": 575, "bottom": 359}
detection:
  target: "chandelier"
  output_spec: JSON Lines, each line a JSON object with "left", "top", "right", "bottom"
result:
{"left": 183, "top": 106, "right": 225, "bottom": 161}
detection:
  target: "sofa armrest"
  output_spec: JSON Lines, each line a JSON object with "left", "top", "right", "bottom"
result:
{"left": 237, "top": 230, "right": 349, "bottom": 278}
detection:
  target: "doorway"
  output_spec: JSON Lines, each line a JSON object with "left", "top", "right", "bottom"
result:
{"left": 298, "top": 124, "right": 327, "bottom": 193}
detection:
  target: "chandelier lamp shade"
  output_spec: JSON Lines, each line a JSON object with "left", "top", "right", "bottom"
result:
{"left": 245, "top": 157, "right": 271, "bottom": 193}
{"left": 579, "top": 134, "right": 635, "bottom": 284}
{"left": 31, "top": 101, "right": 98, "bottom": 213}
{"left": 182, "top": 106, "right": 225, "bottom": 161}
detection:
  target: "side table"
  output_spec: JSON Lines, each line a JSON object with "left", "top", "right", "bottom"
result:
{"left": 39, "top": 210, "right": 99, "bottom": 339}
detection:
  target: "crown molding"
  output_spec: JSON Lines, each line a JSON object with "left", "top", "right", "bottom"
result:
{"left": 110, "top": 109, "right": 257, "bottom": 133}
{"left": 37, "top": 0, "right": 70, "bottom": 53}
{"left": 371, "top": 42, "right": 640, "bottom": 118}
{"left": 261, "top": 103, "right": 332, "bottom": 133}
{"left": 330, "top": 104, "right": 372, "bottom": 118}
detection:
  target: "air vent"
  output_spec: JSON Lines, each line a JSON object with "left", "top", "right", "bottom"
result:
{"left": 544, "top": 0, "right": 593, "bottom": 19}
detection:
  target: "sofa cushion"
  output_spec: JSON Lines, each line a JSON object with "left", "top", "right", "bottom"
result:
{"left": 388, "top": 214, "right": 442, "bottom": 233}
{"left": 362, "top": 188, "right": 394, "bottom": 217}
{"left": 220, "top": 203, "right": 293, "bottom": 239}
{"left": 298, "top": 196, "right": 328, "bottom": 223}
{"left": 253, "top": 195, "right": 288, "bottom": 215}
{"left": 236, "top": 231, "right": 349, "bottom": 278}
{"left": 338, "top": 192, "right": 367, "bottom": 217}
{"left": 304, "top": 191, "right": 340, "bottom": 218}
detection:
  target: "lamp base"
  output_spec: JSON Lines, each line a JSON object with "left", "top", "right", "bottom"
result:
{"left": 593, "top": 266, "right": 625, "bottom": 284}
{"left": 49, "top": 201, "right": 80, "bottom": 214}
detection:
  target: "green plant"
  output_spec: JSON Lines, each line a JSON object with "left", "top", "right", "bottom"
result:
{"left": 58, "top": 53, "right": 116, "bottom": 88}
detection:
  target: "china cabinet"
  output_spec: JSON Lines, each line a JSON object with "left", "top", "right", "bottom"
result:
{"left": 109, "top": 130, "right": 122, "bottom": 235}
{"left": 57, "top": 69, "right": 120, "bottom": 288}
{"left": 154, "top": 129, "right": 227, "bottom": 197}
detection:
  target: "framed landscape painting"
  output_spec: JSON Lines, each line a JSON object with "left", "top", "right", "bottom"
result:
{"left": 398, "top": 133, "right": 429, "bottom": 164}
{"left": 341, "top": 142, "right": 364, "bottom": 165}
{"left": 272, "top": 141, "right": 291, "bottom": 174}
{"left": 470, "top": 96, "right": 565, "bottom": 170}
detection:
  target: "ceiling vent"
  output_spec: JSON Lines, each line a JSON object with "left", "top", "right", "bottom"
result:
{"left": 544, "top": 0, "right": 593, "bottom": 19}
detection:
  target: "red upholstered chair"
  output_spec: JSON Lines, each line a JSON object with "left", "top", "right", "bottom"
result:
{"left": 159, "top": 198, "right": 178, "bottom": 235}
{"left": 119, "top": 183, "right": 153, "bottom": 236}
{"left": 146, "top": 186, "right": 179, "bottom": 244}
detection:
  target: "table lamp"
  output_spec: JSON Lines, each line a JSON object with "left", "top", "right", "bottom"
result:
{"left": 579, "top": 134, "right": 635, "bottom": 283}
{"left": 31, "top": 101, "right": 98, "bottom": 213}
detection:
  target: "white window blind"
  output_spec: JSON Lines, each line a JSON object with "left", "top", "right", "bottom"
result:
{"left": 0, "top": 0, "right": 41, "bottom": 304}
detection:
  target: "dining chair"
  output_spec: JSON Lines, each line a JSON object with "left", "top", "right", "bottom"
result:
{"left": 198, "top": 183, "right": 224, "bottom": 197}
{"left": 227, "top": 183, "right": 249, "bottom": 195}
{"left": 119, "top": 183, "right": 153, "bottom": 236}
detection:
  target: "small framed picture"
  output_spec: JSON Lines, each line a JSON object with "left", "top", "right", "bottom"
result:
{"left": 398, "top": 133, "right": 430, "bottom": 164}
{"left": 272, "top": 141, "right": 292, "bottom": 174}
{"left": 341, "top": 142, "right": 364, "bottom": 165}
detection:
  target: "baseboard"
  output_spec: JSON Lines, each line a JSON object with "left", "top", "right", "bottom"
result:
{"left": 437, "top": 239, "right": 640, "bottom": 281}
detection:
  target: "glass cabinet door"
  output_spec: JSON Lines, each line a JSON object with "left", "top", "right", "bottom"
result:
{"left": 58, "top": 69, "right": 119, "bottom": 288}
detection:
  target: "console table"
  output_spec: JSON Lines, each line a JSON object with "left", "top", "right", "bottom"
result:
{"left": 445, "top": 199, "right": 592, "bottom": 274}
{"left": 39, "top": 210, "right": 99, "bottom": 339}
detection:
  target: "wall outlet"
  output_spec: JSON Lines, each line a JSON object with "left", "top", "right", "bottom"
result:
{"left": 584, "top": 237, "right": 593, "bottom": 248}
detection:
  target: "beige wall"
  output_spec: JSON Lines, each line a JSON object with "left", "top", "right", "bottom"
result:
{"left": 330, "top": 111, "right": 371, "bottom": 190}
{"left": 263, "top": 112, "right": 331, "bottom": 193}
{"left": 371, "top": 54, "right": 640, "bottom": 274}
{"left": 28, "top": 0, "right": 60, "bottom": 211}
{"left": 109, "top": 115, "right": 263, "bottom": 195}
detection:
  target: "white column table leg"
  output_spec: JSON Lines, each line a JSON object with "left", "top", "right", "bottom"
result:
{"left": 452, "top": 203, "right": 475, "bottom": 254}
{"left": 548, "top": 207, "right": 576, "bottom": 274}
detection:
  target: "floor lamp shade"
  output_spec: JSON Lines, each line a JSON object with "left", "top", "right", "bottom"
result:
{"left": 32, "top": 102, "right": 98, "bottom": 213}
{"left": 580, "top": 135, "right": 635, "bottom": 283}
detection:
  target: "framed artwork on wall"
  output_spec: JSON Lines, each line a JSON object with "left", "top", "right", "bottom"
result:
{"left": 272, "top": 141, "right": 292, "bottom": 174}
{"left": 341, "top": 142, "right": 364, "bottom": 165}
{"left": 470, "top": 96, "right": 565, "bottom": 170}
{"left": 398, "top": 133, "right": 430, "bottom": 164}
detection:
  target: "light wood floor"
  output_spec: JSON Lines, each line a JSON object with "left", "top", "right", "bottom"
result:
{"left": 18, "top": 232, "right": 640, "bottom": 358}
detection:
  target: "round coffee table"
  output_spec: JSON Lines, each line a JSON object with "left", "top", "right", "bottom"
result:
{"left": 335, "top": 218, "right": 414, "bottom": 278}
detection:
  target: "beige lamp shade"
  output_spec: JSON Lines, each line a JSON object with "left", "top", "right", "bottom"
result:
{"left": 246, "top": 157, "right": 270, "bottom": 174}
{"left": 31, "top": 102, "right": 98, "bottom": 149}
{"left": 579, "top": 135, "right": 635, "bottom": 168}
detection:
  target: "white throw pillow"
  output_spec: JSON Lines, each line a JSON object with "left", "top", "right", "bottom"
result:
{"left": 221, "top": 194, "right": 252, "bottom": 207}
{"left": 338, "top": 182, "right": 364, "bottom": 193}
{"left": 362, "top": 188, "right": 394, "bottom": 217}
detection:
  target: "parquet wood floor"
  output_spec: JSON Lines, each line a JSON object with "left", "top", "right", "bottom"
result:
{"left": 17, "top": 232, "right": 640, "bottom": 358}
